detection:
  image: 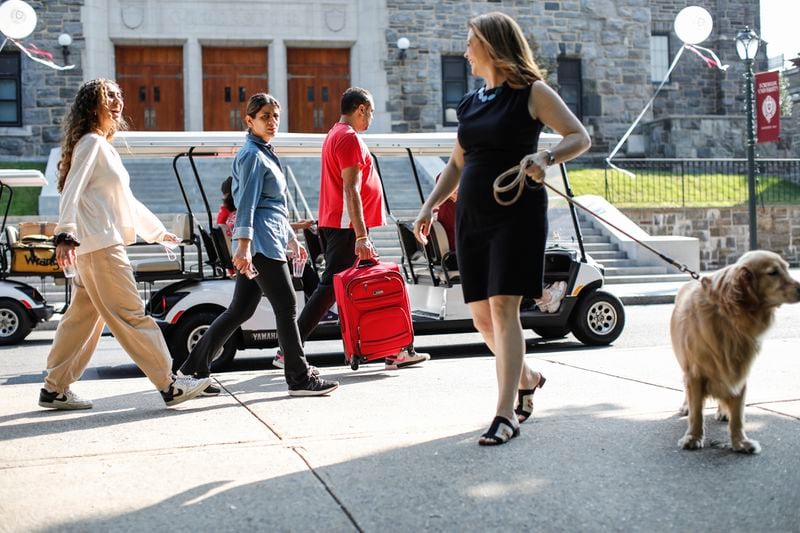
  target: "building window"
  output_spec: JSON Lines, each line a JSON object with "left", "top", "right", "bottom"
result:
{"left": 557, "top": 57, "right": 582, "bottom": 120}
{"left": 441, "top": 56, "right": 467, "bottom": 126}
{"left": 650, "top": 34, "right": 670, "bottom": 83}
{"left": 0, "top": 52, "right": 21, "bottom": 127}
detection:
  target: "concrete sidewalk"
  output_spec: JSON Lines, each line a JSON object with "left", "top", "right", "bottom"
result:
{"left": 1, "top": 337, "right": 799, "bottom": 532}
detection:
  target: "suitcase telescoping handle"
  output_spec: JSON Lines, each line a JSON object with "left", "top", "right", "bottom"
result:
{"left": 351, "top": 257, "right": 380, "bottom": 269}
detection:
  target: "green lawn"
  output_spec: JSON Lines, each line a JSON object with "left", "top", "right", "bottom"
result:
{"left": 0, "top": 162, "right": 46, "bottom": 216}
{"left": 567, "top": 168, "right": 800, "bottom": 207}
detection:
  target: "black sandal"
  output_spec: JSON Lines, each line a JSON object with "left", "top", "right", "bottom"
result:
{"left": 478, "top": 416, "right": 520, "bottom": 446}
{"left": 515, "top": 374, "right": 546, "bottom": 424}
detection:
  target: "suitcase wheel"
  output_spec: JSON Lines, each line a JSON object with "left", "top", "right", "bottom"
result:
{"left": 350, "top": 357, "right": 359, "bottom": 371}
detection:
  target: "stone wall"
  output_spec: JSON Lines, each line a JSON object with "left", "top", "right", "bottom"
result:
{"left": 384, "top": 0, "right": 657, "bottom": 154}
{"left": 650, "top": 0, "right": 763, "bottom": 118}
{"left": 0, "top": 0, "right": 83, "bottom": 161}
{"left": 620, "top": 205, "right": 800, "bottom": 269}
{"left": 642, "top": 115, "right": 745, "bottom": 157}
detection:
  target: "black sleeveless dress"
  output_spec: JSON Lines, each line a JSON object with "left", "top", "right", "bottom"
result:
{"left": 456, "top": 82, "right": 547, "bottom": 303}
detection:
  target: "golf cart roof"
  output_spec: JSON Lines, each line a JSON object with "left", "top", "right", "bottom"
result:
{"left": 0, "top": 169, "right": 47, "bottom": 187}
{"left": 114, "top": 131, "right": 562, "bottom": 158}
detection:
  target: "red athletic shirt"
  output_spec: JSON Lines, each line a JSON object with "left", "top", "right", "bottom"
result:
{"left": 317, "top": 122, "right": 385, "bottom": 229}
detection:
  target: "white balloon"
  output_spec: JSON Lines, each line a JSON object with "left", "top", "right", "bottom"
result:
{"left": 674, "top": 5, "right": 713, "bottom": 45}
{"left": 0, "top": 0, "right": 37, "bottom": 40}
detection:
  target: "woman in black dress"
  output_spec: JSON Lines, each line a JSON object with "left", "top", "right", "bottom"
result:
{"left": 414, "top": 12, "right": 590, "bottom": 445}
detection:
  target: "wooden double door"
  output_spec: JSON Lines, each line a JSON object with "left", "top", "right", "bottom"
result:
{"left": 115, "top": 46, "right": 184, "bottom": 131}
{"left": 203, "top": 47, "right": 269, "bottom": 131}
{"left": 287, "top": 48, "right": 350, "bottom": 133}
{"left": 114, "top": 46, "right": 350, "bottom": 133}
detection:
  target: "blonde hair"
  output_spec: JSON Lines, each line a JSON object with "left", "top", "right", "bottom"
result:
{"left": 57, "top": 79, "right": 127, "bottom": 192}
{"left": 468, "top": 12, "right": 545, "bottom": 89}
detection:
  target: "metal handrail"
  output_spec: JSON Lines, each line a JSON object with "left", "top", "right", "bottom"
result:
{"left": 285, "top": 165, "right": 315, "bottom": 221}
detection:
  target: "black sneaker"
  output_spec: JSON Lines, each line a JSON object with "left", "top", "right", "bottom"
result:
{"left": 160, "top": 376, "right": 211, "bottom": 407}
{"left": 38, "top": 388, "right": 92, "bottom": 410}
{"left": 200, "top": 383, "right": 221, "bottom": 397}
{"left": 288, "top": 375, "right": 339, "bottom": 397}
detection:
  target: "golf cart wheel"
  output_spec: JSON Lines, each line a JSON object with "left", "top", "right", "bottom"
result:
{"left": 532, "top": 325, "right": 571, "bottom": 339}
{"left": 0, "top": 299, "right": 33, "bottom": 345}
{"left": 569, "top": 290, "right": 625, "bottom": 346}
{"left": 168, "top": 310, "right": 238, "bottom": 372}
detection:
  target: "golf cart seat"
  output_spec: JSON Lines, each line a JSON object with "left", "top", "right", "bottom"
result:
{"left": 197, "top": 224, "right": 234, "bottom": 278}
{"left": 396, "top": 220, "right": 459, "bottom": 287}
{"left": 426, "top": 220, "right": 459, "bottom": 285}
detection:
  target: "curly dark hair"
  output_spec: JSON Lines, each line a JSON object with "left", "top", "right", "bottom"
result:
{"left": 57, "top": 79, "right": 128, "bottom": 192}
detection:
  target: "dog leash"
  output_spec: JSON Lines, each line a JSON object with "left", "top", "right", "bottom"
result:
{"left": 493, "top": 163, "right": 701, "bottom": 280}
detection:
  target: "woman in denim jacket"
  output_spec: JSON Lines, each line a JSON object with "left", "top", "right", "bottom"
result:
{"left": 180, "top": 93, "right": 338, "bottom": 396}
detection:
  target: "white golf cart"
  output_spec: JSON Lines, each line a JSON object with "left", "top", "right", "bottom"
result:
{"left": 0, "top": 169, "right": 56, "bottom": 344}
{"left": 113, "top": 131, "right": 625, "bottom": 371}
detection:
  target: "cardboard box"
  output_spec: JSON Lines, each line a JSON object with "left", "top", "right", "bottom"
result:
{"left": 19, "top": 222, "right": 57, "bottom": 239}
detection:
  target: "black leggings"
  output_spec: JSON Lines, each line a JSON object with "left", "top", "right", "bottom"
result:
{"left": 296, "top": 227, "right": 359, "bottom": 341}
{"left": 179, "top": 254, "right": 311, "bottom": 388}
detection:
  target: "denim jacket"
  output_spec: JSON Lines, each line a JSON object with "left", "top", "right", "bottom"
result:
{"left": 231, "top": 132, "right": 293, "bottom": 261}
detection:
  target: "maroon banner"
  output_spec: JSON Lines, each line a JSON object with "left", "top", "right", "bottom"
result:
{"left": 755, "top": 70, "right": 780, "bottom": 144}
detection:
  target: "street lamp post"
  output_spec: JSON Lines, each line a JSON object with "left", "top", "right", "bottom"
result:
{"left": 736, "top": 26, "right": 760, "bottom": 251}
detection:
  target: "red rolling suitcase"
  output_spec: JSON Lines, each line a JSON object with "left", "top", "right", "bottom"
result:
{"left": 333, "top": 258, "right": 414, "bottom": 370}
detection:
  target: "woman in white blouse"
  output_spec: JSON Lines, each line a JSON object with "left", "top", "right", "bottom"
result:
{"left": 38, "top": 79, "right": 210, "bottom": 410}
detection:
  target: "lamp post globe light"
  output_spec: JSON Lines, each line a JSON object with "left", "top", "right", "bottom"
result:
{"left": 735, "top": 26, "right": 760, "bottom": 251}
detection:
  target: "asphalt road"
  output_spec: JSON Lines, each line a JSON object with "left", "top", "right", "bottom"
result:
{"left": 3, "top": 301, "right": 799, "bottom": 383}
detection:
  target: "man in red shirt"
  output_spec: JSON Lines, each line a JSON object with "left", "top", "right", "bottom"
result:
{"left": 275, "top": 87, "right": 429, "bottom": 370}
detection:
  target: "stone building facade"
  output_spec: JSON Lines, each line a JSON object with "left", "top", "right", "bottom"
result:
{"left": 0, "top": 0, "right": 778, "bottom": 163}
{"left": 0, "top": 0, "right": 82, "bottom": 160}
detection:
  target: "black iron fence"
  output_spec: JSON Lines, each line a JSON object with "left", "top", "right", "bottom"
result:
{"left": 596, "top": 159, "right": 800, "bottom": 206}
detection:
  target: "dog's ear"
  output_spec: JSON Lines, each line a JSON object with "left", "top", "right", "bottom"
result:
{"left": 729, "top": 266, "right": 760, "bottom": 310}
{"left": 735, "top": 266, "right": 760, "bottom": 311}
{"left": 714, "top": 265, "right": 757, "bottom": 312}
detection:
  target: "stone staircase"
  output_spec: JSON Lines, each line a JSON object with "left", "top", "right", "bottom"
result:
{"left": 578, "top": 213, "right": 692, "bottom": 284}
{"left": 23, "top": 154, "right": 439, "bottom": 309}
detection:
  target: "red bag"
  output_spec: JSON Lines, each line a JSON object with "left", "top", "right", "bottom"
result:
{"left": 333, "top": 258, "right": 414, "bottom": 370}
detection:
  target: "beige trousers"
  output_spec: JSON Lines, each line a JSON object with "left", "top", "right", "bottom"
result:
{"left": 43, "top": 245, "right": 174, "bottom": 393}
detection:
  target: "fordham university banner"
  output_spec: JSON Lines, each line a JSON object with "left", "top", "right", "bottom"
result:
{"left": 755, "top": 70, "right": 780, "bottom": 144}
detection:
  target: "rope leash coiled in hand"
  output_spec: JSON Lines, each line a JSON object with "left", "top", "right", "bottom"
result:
{"left": 491, "top": 159, "right": 701, "bottom": 280}
{"left": 491, "top": 158, "right": 543, "bottom": 207}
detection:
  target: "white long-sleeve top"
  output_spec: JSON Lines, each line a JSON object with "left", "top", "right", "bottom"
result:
{"left": 55, "top": 133, "right": 166, "bottom": 255}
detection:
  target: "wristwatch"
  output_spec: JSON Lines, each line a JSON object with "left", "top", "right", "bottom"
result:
{"left": 543, "top": 149, "right": 556, "bottom": 167}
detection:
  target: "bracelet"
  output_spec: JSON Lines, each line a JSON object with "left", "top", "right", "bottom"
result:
{"left": 355, "top": 236, "right": 369, "bottom": 242}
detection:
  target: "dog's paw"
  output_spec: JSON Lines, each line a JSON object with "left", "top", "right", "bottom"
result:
{"left": 678, "top": 434, "right": 704, "bottom": 450}
{"left": 714, "top": 409, "right": 729, "bottom": 422}
{"left": 677, "top": 404, "right": 688, "bottom": 417}
{"left": 732, "top": 438, "right": 761, "bottom": 455}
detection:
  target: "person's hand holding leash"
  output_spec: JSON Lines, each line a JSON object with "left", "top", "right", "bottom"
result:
{"left": 521, "top": 150, "right": 552, "bottom": 185}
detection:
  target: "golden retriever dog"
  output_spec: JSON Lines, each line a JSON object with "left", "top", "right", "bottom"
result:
{"left": 670, "top": 250, "right": 800, "bottom": 454}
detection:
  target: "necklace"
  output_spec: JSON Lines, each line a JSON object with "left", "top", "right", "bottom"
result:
{"left": 477, "top": 85, "right": 502, "bottom": 103}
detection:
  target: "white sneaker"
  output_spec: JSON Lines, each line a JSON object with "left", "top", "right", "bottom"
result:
{"left": 161, "top": 376, "right": 211, "bottom": 407}
{"left": 38, "top": 388, "right": 92, "bottom": 410}
{"left": 385, "top": 349, "right": 430, "bottom": 370}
